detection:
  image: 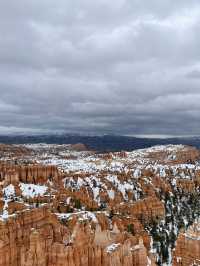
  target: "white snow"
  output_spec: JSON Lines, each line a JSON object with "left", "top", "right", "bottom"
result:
{"left": 56, "top": 211, "right": 98, "bottom": 223}
{"left": 19, "top": 183, "right": 47, "bottom": 198}
{"left": 106, "top": 243, "right": 121, "bottom": 253}
{"left": 3, "top": 184, "right": 15, "bottom": 199}
{"left": 107, "top": 190, "right": 115, "bottom": 200}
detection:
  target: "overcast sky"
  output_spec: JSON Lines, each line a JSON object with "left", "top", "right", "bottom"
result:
{"left": 0, "top": 0, "right": 200, "bottom": 136}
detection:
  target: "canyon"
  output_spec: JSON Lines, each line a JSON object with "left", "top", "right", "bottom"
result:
{"left": 0, "top": 143, "right": 200, "bottom": 265}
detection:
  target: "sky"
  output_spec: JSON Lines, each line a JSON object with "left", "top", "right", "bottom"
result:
{"left": 0, "top": 0, "right": 200, "bottom": 137}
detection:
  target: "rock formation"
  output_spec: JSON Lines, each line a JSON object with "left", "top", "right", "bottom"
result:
{"left": 173, "top": 219, "right": 200, "bottom": 265}
{"left": 0, "top": 143, "right": 200, "bottom": 265}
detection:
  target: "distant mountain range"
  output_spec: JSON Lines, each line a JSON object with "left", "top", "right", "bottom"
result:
{"left": 0, "top": 134, "right": 200, "bottom": 152}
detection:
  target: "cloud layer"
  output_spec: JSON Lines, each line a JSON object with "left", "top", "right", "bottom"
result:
{"left": 1, "top": 0, "right": 200, "bottom": 136}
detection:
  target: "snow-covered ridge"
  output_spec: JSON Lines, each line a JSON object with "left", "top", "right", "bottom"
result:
{"left": 36, "top": 144, "right": 193, "bottom": 175}
{"left": 56, "top": 211, "right": 98, "bottom": 223}
{"left": 19, "top": 183, "right": 48, "bottom": 198}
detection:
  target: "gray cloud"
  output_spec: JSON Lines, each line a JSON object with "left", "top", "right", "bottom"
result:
{"left": 0, "top": 0, "right": 200, "bottom": 136}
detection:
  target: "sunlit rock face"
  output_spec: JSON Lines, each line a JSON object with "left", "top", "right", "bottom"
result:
{"left": 0, "top": 143, "right": 200, "bottom": 265}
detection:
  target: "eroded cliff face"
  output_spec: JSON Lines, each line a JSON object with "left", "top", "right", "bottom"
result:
{"left": 0, "top": 205, "right": 154, "bottom": 266}
{"left": 0, "top": 143, "right": 200, "bottom": 265}
{"left": 0, "top": 163, "right": 60, "bottom": 184}
{"left": 173, "top": 220, "right": 200, "bottom": 266}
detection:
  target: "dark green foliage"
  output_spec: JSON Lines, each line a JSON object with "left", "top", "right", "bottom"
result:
{"left": 127, "top": 224, "right": 135, "bottom": 235}
{"left": 74, "top": 199, "right": 82, "bottom": 209}
{"left": 145, "top": 184, "right": 200, "bottom": 264}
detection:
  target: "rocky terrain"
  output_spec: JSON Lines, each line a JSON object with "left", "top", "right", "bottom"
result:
{"left": 0, "top": 143, "right": 200, "bottom": 265}
{"left": 173, "top": 219, "right": 200, "bottom": 265}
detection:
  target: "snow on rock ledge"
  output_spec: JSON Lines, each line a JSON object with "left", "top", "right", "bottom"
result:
{"left": 19, "top": 183, "right": 48, "bottom": 198}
